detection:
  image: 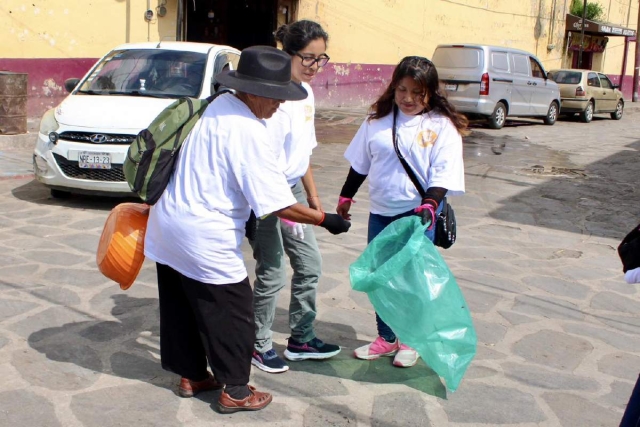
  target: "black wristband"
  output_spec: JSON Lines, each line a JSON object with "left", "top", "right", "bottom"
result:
{"left": 340, "top": 167, "right": 367, "bottom": 199}
{"left": 423, "top": 187, "right": 448, "bottom": 206}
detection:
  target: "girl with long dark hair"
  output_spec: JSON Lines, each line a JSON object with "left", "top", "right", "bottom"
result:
{"left": 336, "top": 56, "right": 467, "bottom": 367}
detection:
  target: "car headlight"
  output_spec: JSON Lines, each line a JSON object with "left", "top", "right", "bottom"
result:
{"left": 39, "top": 108, "right": 60, "bottom": 138}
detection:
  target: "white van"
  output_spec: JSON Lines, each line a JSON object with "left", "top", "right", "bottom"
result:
{"left": 432, "top": 44, "right": 560, "bottom": 129}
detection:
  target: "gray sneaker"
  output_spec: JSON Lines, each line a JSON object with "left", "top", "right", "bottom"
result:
{"left": 251, "top": 349, "right": 289, "bottom": 373}
{"left": 284, "top": 337, "right": 341, "bottom": 361}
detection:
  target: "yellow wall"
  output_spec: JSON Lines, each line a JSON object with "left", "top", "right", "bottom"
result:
{"left": 296, "top": 0, "right": 637, "bottom": 74}
{"left": 1, "top": 0, "right": 637, "bottom": 76}
{"left": 0, "top": 0, "right": 179, "bottom": 58}
{"left": 600, "top": 0, "right": 638, "bottom": 76}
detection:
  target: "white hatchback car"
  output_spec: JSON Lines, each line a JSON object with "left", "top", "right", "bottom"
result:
{"left": 33, "top": 42, "right": 240, "bottom": 197}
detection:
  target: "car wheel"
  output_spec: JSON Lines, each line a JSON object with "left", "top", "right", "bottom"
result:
{"left": 487, "top": 102, "right": 507, "bottom": 129}
{"left": 543, "top": 101, "right": 559, "bottom": 125}
{"left": 50, "top": 189, "right": 71, "bottom": 199}
{"left": 611, "top": 100, "right": 623, "bottom": 120}
{"left": 580, "top": 101, "right": 594, "bottom": 123}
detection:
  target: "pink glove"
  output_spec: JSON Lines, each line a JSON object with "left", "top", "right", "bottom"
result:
{"left": 338, "top": 197, "right": 355, "bottom": 206}
{"left": 414, "top": 199, "right": 437, "bottom": 230}
{"left": 281, "top": 218, "right": 306, "bottom": 240}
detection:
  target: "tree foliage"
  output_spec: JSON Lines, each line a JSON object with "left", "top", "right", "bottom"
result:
{"left": 570, "top": 0, "right": 605, "bottom": 21}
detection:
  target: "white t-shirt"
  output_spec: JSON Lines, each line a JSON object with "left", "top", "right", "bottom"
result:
{"left": 344, "top": 109, "right": 465, "bottom": 216}
{"left": 266, "top": 82, "right": 317, "bottom": 186}
{"left": 144, "top": 94, "right": 297, "bottom": 284}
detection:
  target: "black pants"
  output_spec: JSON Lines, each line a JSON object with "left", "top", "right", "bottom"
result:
{"left": 157, "top": 263, "right": 254, "bottom": 385}
{"left": 620, "top": 374, "right": 640, "bottom": 427}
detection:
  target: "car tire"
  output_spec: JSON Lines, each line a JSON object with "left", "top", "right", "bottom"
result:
{"left": 611, "top": 100, "right": 624, "bottom": 120}
{"left": 580, "top": 101, "right": 594, "bottom": 123}
{"left": 487, "top": 102, "right": 507, "bottom": 129}
{"left": 50, "top": 189, "right": 71, "bottom": 199}
{"left": 543, "top": 101, "right": 559, "bottom": 125}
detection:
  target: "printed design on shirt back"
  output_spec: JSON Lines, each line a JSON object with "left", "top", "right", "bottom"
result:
{"left": 417, "top": 129, "right": 438, "bottom": 148}
{"left": 305, "top": 105, "right": 313, "bottom": 122}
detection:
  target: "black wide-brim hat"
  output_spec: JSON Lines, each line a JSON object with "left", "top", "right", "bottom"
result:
{"left": 217, "top": 46, "right": 308, "bottom": 101}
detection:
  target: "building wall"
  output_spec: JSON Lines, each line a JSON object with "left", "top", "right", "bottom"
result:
{"left": 298, "top": 0, "right": 639, "bottom": 107}
{"left": 1, "top": 0, "right": 638, "bottom": 117}
{"left": 0, "top": 0, "right": 179, "bottom": 116}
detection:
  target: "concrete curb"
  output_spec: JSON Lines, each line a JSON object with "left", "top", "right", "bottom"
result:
{"left": 0, "top": 133, "right": 36, "bottom": 151}
{"left": 0, "top": 173, "right": 34, "bottom": 181}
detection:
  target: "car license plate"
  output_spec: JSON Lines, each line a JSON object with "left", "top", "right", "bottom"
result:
{"left": 79, "top": 152, "right": 111, "bottom": 169}
{"left": 445, "top": 84, "right": 458, "bottom": 91}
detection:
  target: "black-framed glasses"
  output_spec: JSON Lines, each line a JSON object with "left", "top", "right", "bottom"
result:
{"left": 293, "top": 52, "right": 330, "bottom": 68}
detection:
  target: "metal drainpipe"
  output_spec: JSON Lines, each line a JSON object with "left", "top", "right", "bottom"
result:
{"left": 147, "top": 0, "right": 151, "bottom": 41}
{"left": 548, "top": 0, "right": 557, "bottom": 47}
{"left": 620, "top": 36, "right": 629, "bottom": 92}
{"left": 577, "top": 0, "right": 587, "bottom": 69}
{"left": 176, "top": 0, "right": 184, "bottom": 41}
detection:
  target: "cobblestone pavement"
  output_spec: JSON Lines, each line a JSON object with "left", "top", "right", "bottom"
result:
{"left": 0, "top": 109, "right": 639, "bottom": 426}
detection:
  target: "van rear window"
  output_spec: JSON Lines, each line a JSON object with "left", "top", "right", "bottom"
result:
{"left": 548, "top": 71, "right": 582, "bottom": 84}
{"left": 432, "top": 47, "right": 483, "bottom": 69}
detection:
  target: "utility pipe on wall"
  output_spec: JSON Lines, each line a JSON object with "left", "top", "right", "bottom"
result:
{"left": 147, "top": 0, "right": 151, "bottom": 41}
{"left": 177, "top": 0, "right": 184, "bottom": 41}
{"left": 620, "top": 36, "right": 630, "bottom": 92}
{"left": 577, "top": 0, "right": 587, "bottom": 69}
{"left": 634, "top": 0, "right": 640, "bottom": 102}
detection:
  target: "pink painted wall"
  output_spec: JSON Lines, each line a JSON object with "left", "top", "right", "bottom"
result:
{"left": 2, "top": 58, "right": 637, "bottom": 118}
{"left": 606, "top": 75, "right": 636, "bottom": 100}
{"left": 0, "top": 58, "right": 97, "bottom": 118}
{"left": 311, "top": 63, "right": 395, "bottom": 109}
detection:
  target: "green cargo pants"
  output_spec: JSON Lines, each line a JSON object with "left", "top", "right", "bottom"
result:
{"left": 250, "top": 181, "right": 323, "bottom": 353}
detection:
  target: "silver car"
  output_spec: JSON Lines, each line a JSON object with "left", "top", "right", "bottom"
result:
{"left": 432, "top": 44, "right": 561, "bottom": 129}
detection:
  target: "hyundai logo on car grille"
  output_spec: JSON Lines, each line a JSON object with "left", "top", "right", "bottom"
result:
{"left": 90, "top": 134, "right": 108, "bottom": 143}
{"left": 58, "top": 132, "right": 135, "bottom": 144}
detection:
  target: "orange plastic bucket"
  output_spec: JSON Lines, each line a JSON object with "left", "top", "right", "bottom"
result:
{"left": 96, "top": 203, "right": 150, "bottom": 290}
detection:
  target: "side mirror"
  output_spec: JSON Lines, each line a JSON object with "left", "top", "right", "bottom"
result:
{"left": 64, "top": 78, "right": 80, "bottom": 93}
{"left": 612, "top": 84, "right": 620, "bottom": 89}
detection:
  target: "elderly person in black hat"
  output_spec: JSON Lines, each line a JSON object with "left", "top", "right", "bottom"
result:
{"left": 144, "top": 45, "right": 350, "bottom": 414}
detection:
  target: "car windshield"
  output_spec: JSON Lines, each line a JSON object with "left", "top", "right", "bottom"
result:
{"left": 76, "top": 49, "right": 207, "bottom": 98}
{"left": 548, "top": 71, "right": 582, "bottom": 85}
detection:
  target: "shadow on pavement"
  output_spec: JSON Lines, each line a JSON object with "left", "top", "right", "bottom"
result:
{"left": 26, "top": 293, "right": 445, "bottom": 402}
{"left": 486, "top": 139, "right": 640, "bottom": 239}
{"left": 10, "top": 179, "right": 140, "bottom": 212}
{"left": 284, "top": 355, "right": 447, "bottom": 399}
{"left": 269, "top": 307, "right": 447, "bottom": 398}
{"left": 468, "top": 118, "right": 540, "bottom": 129}
{"left": 25, "top": 293, "right": 171, "bottom": 390}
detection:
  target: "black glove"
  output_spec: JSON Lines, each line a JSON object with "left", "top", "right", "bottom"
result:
{"left": 318, "top": 212, "right": 351, "bottom": 235}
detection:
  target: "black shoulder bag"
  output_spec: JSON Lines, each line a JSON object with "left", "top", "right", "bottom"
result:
{"left": 618, "top": 223, "right": 640, "bottom": 273}
{"left": 392, "top": 105, "right": 457, "bottom": 249}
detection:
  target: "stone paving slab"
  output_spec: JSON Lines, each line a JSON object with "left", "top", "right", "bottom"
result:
{"left": 0, "top": 110, "right": 638, "bottom": 426}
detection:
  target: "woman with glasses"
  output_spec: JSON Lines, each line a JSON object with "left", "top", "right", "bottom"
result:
{"left": 249, "top": 20, "right": 339, "bottom": 374}
{"left": 335, "top": 56, "right": 468, "bottom": 367}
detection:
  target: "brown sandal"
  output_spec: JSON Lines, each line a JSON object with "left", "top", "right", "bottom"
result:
{"left": 178, "top": 373, "right": 224, "bottom": 398}
{"left": 217, "top": 385, "right": 272, "bottom": 414}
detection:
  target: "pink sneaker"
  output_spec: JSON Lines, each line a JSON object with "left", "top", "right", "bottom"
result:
{"left": 354, "top": 337, "right": 399, "bottom": 360}
{"left": 393, "top": 344, "right": 420, "bottom": 367}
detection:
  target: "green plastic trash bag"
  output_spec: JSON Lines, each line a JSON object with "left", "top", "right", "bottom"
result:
{"left": 350, "top": 216, "right": 477, "bottom": 392}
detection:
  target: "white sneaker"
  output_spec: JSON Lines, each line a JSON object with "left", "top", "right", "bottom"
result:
{"left": 393, "top": 344, "right": 419, "bottom": 367}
